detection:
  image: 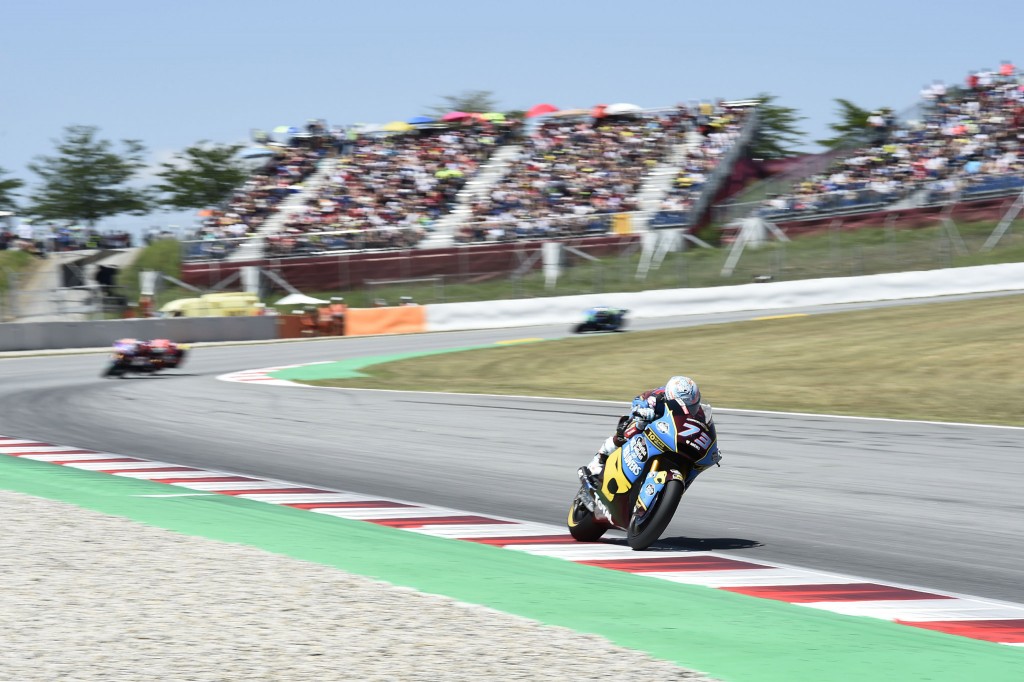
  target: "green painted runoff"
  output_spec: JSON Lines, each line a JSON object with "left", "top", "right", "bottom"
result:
{"left": 2, "top": 456, "right": 1021, "bottom": 682}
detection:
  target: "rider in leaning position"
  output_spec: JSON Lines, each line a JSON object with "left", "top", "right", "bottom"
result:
{"left": 579, "top": 375, "right": 722, "bottom": 489}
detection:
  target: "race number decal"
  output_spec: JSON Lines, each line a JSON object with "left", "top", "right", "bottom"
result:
{"left": 601, "top": 448, "right": 633, "bottom": 501}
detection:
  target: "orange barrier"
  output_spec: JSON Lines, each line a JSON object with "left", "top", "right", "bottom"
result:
{"left": 276, "top": 315, "right": 306, "bottom": 339}
{"left": 343, "top": 306, "right": 426, "bottom": 336}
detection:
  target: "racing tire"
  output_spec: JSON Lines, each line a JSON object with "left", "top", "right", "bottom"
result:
{"left": 627, "top": 479, "right": 684, "bottom": 550}
{"left": 102, "top": 363, "right": 126, "bottom": 378}
{"left": 573, "top": 323, "right": 591, "bottom": 334}
{"left": 567, "top": 492, "right": 607, "bottom": 542}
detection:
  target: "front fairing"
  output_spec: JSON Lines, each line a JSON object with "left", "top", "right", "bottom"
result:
{"left": 594, "top": 412, "right": 680, "bottom": 528}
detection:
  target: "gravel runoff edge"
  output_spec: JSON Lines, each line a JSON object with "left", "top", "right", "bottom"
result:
{"left": 0, "top": 491, "right": 715, "bottom": 682}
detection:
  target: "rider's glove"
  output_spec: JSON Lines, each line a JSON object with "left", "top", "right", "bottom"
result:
{"left": 632, "top": 406, "right": 655, "bottom": 422}
{"left": 615, "top": 415, "right": 631, "bottom": 437}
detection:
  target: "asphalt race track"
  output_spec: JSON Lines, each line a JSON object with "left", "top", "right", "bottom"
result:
{"left": 1, "top": 296, "right": 1022, "bottom": 604}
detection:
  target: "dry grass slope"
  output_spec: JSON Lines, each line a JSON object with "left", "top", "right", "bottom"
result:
{"left": 310, "top": 295, "right": 1024, "bottom": 426}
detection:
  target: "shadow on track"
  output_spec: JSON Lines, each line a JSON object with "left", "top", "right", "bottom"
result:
{"left": 101, "top": 373, "right": 200, "bottom": 380}
{"left": 599, "top": 536, "right": 763, "bottom": 552}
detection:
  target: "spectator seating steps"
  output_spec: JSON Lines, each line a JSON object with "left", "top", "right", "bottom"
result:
{"left": 652, "top": 113, "right": 759, "bottom": 232}
{"left": 632, "top": 142, "right": 694, "bottom": 230}
{"left": 227, "top": 157, "right": 338, "bottom": 262}
{"left": 417, "top": 144, "right": 524, "bottom": 249}
{"left": 888, "top": 187, "right": 933, "bottom": 211}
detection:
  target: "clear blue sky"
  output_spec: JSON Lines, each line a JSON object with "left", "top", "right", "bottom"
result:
{"left": 4, "top": 0, "right": 1022, "bottom": 235}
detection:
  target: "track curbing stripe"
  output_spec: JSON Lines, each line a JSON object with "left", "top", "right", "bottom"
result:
{"left": 2, "top": 433, "right": 1024, "bottom": 647}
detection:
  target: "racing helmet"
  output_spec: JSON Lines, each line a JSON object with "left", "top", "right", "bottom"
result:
{"left": 665, "top": 376, "right": 702, "bottom": 416}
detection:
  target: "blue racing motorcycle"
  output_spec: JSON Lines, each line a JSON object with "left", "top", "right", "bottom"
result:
{"left": 573, "top": 306, "right": 627, "bottom": 334}
{"left": 568, "top": 409, "right": 720, "bottom": 550}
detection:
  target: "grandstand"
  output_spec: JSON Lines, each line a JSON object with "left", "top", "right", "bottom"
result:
{"left": 181, "top": 99, "right": 759, "bottom": 265}
{"left": 180, "top": 61, "right": 1024, "bottom": 296}
{"left": 715, "top": 65, "right": 1024, "bottom": 232}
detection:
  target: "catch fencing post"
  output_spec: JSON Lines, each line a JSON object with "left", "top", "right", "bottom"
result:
{"left": 982, "top": 187, "right": 1024, "bottom": 251}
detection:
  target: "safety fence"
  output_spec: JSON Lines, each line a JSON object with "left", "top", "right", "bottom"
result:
{"left": 179, "top": 212, "right": 678, "bottom": 264}
{"left": 173, "top": 209, "right": 1024, "bottom": 309}
{"left": 714, "top": 174, "right": 1024, "bottom": 226}
{"left": 180, "top": 235, "right": 644, "bottom": 306}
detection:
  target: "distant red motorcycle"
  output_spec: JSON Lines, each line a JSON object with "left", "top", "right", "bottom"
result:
{"left": 102, "top": 338, "right": 189, "bottom": 378}
{"left": 146, "top": 338, "right": 188, "bottom": 370}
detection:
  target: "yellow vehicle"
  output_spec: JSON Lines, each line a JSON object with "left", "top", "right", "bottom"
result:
{"left": 160, "top": 292, "right": 261, "bottom": 318}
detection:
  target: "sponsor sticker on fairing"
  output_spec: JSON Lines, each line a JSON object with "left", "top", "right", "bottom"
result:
{"left": 645, "top": 429, "right": 669, "bottom": 453}
{"left": 623, "top": 451, "right": 642, "bottom": 476}
{"left": 632, "top": 438, "right": 648, "bottom": 461}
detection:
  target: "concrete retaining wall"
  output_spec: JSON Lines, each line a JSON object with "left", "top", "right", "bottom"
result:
{"left": 424, "top": 263, "right": 1024, "bottom": 332}
{"left": 180, "top": 235, "right": 638, "bottom": 290}
{"left": 0, "top": 317, "right": 279, "bottom": 352}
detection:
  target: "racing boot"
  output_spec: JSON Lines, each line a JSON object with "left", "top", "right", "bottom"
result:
{"left": 578, "top": 452, "right": 606, "bottom": 490}
{"left": 579, "top": 433, "right": 618, "bottom": 488}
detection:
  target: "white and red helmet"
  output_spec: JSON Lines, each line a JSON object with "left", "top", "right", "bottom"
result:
{"left": 665, "top": 376, "right": 702, "bottom": 416}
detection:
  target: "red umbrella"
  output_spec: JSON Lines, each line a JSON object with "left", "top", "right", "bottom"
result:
{"left": 526, "top": 103, "right": 558, "bottom": 118}
{"left": 592, "top": 104, "right": 608, "bottom": 119}
{"left": 441, "top": 111, "right": 472, "bottom": 122}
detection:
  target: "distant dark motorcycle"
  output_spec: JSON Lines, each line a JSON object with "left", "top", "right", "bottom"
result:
{"left": 574, "top": 307, "right": 628, "bottom": 334}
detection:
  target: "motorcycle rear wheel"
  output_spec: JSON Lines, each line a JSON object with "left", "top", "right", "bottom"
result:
{"left": 627, "top": 479, "right": 684, "bottom": 550}
{"left": 567, "top": 492, "right": 606, "bottom": 542}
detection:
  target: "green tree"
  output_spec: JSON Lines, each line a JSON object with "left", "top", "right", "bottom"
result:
{"left": 153, "top": 142, "right": 249, "bottom": 211}
{"left": 749, "top": 93, "right": 806, "bottom": 159}
{"left": 427, "top": 89, "right": 499, "bottom": 116}
{"left": 816, "top": 99, "right": 878, "bottom": 149}
{"left": 0, "top": 167, "right": 24, "bottom": 213}
{"left": 27, "top": 125, "right": 150, "bottom": 227}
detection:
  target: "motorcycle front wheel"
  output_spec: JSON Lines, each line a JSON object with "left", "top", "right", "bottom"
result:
{"left": 627, "top": 479, "right": 684, "bottom": 550}
{"left": 102, "top": 363, "right": 125, "bottom": 378}
{"left": 567, "top": 491, "right": 606, "bottom": 542}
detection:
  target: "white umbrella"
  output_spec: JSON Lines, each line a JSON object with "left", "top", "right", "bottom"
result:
{"left": 604, "top": 102, "right": 643, "bottom": 115}
{"left": 239, "top": 146, "right": 280, "bottom": 159}
{"left": 275, "top": 293, "right": 329, "bottom": 306}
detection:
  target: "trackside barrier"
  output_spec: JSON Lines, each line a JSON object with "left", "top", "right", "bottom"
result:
{"left": 422, "top": 263, "right": 1024, "bottom": 332}
{"left": 344, "top": 306, "right": 427, "bottom": 337}
{"left": 4, "top": 263, "right": 1020, "bottom": 349}
{"left": 0, "top": 316, "right": 279, "bottom": 352}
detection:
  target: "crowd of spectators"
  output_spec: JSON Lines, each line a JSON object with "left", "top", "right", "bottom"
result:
{"left": 183, "top": 104, "right": 753, "bottom": 257}
{"left": 184, "top": 139, "right": 327, "bottom": 259}
{"left": 454, "top": 109, "right": 692, "bottom": 243}
{"left": 261, "top": 121, "right": 517, "bottom": 257}
{"left": 0, "top": 225, "right": 133, "bottom": 256}
{"left": 653, "top": 103, "right": 753, "bottom": 227}
{"left": 756, "top": 61, "right": 1024, "bottom": 222}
